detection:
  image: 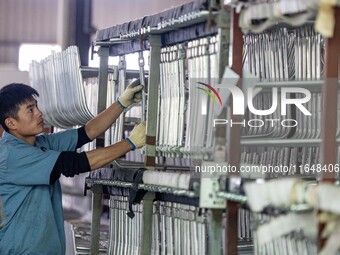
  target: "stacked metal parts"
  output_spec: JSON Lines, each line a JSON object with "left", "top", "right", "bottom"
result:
{"left": 186, "top": 37, "right": 218, "bottom": 157}
{"left": 96, "top": 35, "right": 255, "bottom": 254}
{"left": 82, "top": 71, "right": 118, "bottom": 152}
{"left": 89, "top": 168, "right": 254, "bottom": 255}
{"left": 237, "top": 0, "right": 319, "bottom": 34}
{"left": 108, "top": 196, "right": 142, "bottom": 254}
{"left": 238, "top": 0, "right": 340, "bottom": 253}
{"left": 241, "top": 25, "right": 329, "bottom": 179}
{"left": 158, "top": 44, "right": 186, "bottom": 157}
{"left": 87, "top": 167, "right": 199, "bottom": 254}
{"left": 29, "top": 46, "right": 94, "bottom": 128}
{"left": 108, "top": 197, "right": 208, "bottom": 255}
{"left": 157, "top": 37, "right": 219, "bottom": 158}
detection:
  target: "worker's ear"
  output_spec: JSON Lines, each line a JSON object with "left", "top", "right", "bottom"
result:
{"left": 4, "top": 117, "right": 17, "bottom": 130}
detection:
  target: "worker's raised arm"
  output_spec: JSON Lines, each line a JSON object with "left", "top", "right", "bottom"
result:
{"left": 84, "top": 81, "right": 143, "bottom": 140}
{"left": 86, "top": 121, "right": 146, "bottom": 169}
{"left": 49, "top": 122, "right": 146, "bottom": 184}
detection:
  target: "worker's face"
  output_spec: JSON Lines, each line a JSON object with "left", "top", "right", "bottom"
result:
{"left": 6, "top": 98, "right": 44, "bottom": 138}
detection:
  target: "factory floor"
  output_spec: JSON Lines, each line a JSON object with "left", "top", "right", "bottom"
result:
{"left": 64, "top": 207, "right": 110, "bottom": 255}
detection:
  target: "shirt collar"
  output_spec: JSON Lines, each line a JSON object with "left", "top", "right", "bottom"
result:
{"left": 2, "top": 131, "right": 33, "bottom": 146}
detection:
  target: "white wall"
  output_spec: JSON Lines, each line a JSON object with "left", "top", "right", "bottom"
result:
{"left": 0, "top": 66, "right": 29, "bottom": 88}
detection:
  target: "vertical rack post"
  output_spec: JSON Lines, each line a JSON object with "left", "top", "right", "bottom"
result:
{"left": 141, "top": 35, "right": 161, "bottom": 255}
{"left": 207, "top": 33, "right": 224, "bottom": 255}
{"left": 208, "top": 5, "right": 231, "bottom": 255}
{"left": 217, "top": 6, "right": 231, "bottom": 81}
{"left": 117, "top": 55, "right": 127, "bottom": 142}
{"left": 90, "top": 184, "right": 103, "bottom": 255}
{"left": 145, "top": 35, "right": 161, "bottom": 169}
{"left": 225, "top": 8, "right": 243, "bottom": 255}
{"left": 209, "top": 209, "right": 224, "bottom": 255}
{"left": 90, "top": 46, "right": 110, "bottom": 255}
{"left": 318, "top": 6, "right": 340, "bottom": 250}
{"left": 138, "top": 51, "right": 147, "bottom": 122}
{"left": 97, "top": 46, "right": 110, "bottom": 120}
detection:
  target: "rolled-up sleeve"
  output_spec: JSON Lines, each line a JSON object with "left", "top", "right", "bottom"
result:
{"left": 0, "top": 129, "right": 81, "bottom": 186}
{"left": 36, "top": 129, "right": 79, "bottom": 152}
{"left": 6, "top": 145, "right": 61, "bottom": 185}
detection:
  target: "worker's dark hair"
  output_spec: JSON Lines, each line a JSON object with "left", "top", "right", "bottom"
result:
{"left": 0, "top": 83, "right": 39, "bottom": 132}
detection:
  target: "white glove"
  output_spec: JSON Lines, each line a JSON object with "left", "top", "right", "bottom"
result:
{"left": 319, "top": 212, "right": 340, "bottom": 239}
{"left": 126, "top": 122, "right": 146, "bottom": 150}
{"left": 117, "top": 79, "right": 143, "bottom": 108}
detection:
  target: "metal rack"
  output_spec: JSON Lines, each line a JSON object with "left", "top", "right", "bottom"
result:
{"left": 84, "top": 1, "right": 340, "bottom": 255}
{"left": 85, "top": 179, "right": 198, "bottom": 198}
{"left": 224, "top": 2, "right": 340, "bottom": 254}
{"left": 87, "top": 2, "right": 221, "bottom": 255}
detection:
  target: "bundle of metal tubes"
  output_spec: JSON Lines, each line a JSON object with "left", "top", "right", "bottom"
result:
{"left": 87, "top": 166, "right": 254, "bottom": 255}
{"left": 107, "top": 196, "right": 208, "bottom": 255}
{"left": 237, "top": 0, "right": 319, "bottom": 34}
{"left": 29, "top": 46, "right": 94, "bottom": 128}
{"left": 240, "top": 24, "right": 340, "bottom": 179}
{"left": 236, "top": 15, "right": 340, "bottom": 254}
{"left": 106, "top": 195, "right": 253, "bottom": 255}
{"left": 157, "top": 36, "right": 219, "bottom": 158}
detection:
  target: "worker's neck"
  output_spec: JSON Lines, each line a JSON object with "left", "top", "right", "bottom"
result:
{"left": 9, "top": 131, "right": 36, "bottom": 146}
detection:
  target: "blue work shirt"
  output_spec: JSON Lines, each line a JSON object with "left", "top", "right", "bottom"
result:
{"left": 0, "top": 129, "right": 78, "bottom": 255}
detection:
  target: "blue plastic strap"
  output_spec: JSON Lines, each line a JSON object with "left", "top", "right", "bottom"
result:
{"left": 117, "top": 98, "right": 126, "bottom": 109}
{"left": 126, "top": 137, "right": 136, "bottom": 150}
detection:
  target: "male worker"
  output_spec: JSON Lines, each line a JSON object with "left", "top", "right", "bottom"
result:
{"left": 0, "top": 82, "right": 146, "bottom": 254}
